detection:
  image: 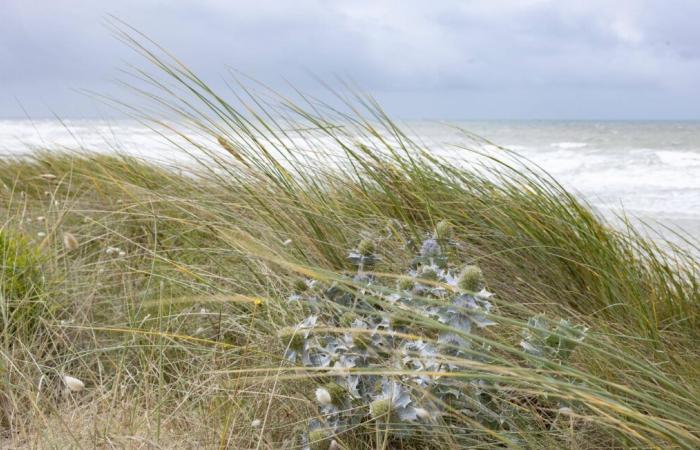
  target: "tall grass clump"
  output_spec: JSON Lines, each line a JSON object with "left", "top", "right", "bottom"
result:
{"left": 0, "top": 25, "right": 697, "bottom": 448}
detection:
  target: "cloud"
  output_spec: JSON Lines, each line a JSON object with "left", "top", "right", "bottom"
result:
{"left": 1, "top": 0, "right": 699, "bottom": 118}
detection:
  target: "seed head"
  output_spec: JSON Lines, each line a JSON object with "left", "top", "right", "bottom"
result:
{"left": 315, "top": 387, "right": 332, "bottom": 405}
{"left": 458, "top": 265, "right": 485, "bottom": 292}
{"left": 357, "top": 239, "right": 375, "bottom": 256}
{"left": 415, "top": 407, "right": 431, "bottom": 420}
{"left": 435, "top": 220, "right": 453, "bottom": 240}
{"left": 322, "top": 382, "right": 346, "bottom": 406}
{"left": 370, "top": 398, "right": 392, "bottom": 419}
{"left": 62, "top": 232, "right": 79, "bottom": 251}
{"left": 62, "top": 375, "right": 85, "bottom": 392}
{"left": 308, "top": 429, "right": 331, "bottom": 450}
{"left": 217, "top": 135, "right": 247, "bottom": 165}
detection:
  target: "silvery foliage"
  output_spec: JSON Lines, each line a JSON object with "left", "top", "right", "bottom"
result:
{"left": 520, "top": 315, "right": 588, "bottom": 365}
{"left": 285, "top": 232, "right": 586, "bottom": 445}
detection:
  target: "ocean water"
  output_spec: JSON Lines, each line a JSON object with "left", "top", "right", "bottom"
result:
{"left": 2, "top": 119, "right": 699, "bottom": 245}
{"left": 405, "top": 121, "right": 700, "bottom": 244}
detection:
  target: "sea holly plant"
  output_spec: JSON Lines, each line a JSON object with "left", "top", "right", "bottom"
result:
{"left": 520, "top": 315, "right": 588, "bottom": 365}
{"left": 283, "top": 221, "right": 587, "bottom": 448}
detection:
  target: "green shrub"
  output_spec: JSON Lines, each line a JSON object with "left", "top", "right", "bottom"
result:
{"left": 0, "top": 229, "right": 45, "bottom": 335}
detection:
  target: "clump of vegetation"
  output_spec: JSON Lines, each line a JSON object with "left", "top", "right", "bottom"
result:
{"left": 286, "top": 230, "right": 586, "bottom": 446}
{"left": 0, "top": 230, "right": 44, "bottom": 336}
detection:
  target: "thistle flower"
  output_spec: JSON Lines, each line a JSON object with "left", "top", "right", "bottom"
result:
{"left": 457, "top": 265, "right": 485, "bottom": 292}
{"left": 434, "top": 220, "right": 453, "bottom": 240}
{"left": 347, "top": 239, "right": 379, "bottom": 266}
{"left": 62, "top": 232, "right": 79, "bottom": 251}
{"left": 322, "top": 382, "right": 346, "bottom": 406}
{"left": 357, "top": 239, "right": 375, "bottom": 256}
{"left": 307, "top": 429, "right": 331, "bottom": 450}
{"left": 420, "top": 238, "right": 441, "bottom": 258}
{"left": 370, "top": 381, "right": 416, "bottom": 422}
{"left": 62, "top": 375, "right": 85, "bottom": 392}
{"left": 370, "top": 398, "right": 392, "bottom": 419}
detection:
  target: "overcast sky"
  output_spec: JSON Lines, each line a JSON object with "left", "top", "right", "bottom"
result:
{"left": 2, "top": 0, "right": 700, "bottom": 120}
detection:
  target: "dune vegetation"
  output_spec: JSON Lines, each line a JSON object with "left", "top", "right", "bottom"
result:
{"left": 1, "top": 32, "right": 699, "bottom": 449}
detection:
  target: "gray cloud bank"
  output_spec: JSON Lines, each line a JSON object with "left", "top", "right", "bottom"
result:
{"left": 2, "top": 0, "right": 700, "bottom": 119}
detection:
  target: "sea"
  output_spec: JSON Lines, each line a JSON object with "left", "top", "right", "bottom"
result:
{"left": 1, "top": 119, "right": 699, "bottom": 248}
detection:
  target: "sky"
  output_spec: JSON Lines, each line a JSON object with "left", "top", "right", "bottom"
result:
{"left": 2, "top": 0, "right": 700, "bottom": 120}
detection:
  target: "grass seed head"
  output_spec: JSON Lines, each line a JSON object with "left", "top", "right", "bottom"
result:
{"left": 62, "top": 232, "right": 79, "bottom": 251}
{"left": 315, "top": 387, "right": 332, "bottom": 405}
{"left": 62, "top": 375, "right": 85, "bottom": 392}
{"left": 415, "top": 407, "right": 431, "bottom": 420}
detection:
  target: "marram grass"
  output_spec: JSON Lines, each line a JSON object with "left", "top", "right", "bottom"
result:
{"left": 0, "top": 31, "right": 698, "bottom": 449}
